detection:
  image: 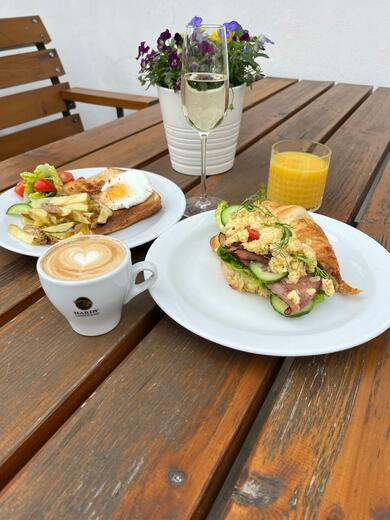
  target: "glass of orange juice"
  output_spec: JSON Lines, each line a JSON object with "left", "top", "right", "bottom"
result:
{"left": 268, "top": 139, "right": 331, "bottom": 211}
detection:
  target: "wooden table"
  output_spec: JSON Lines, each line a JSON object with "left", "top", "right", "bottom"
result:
{"left": 0, "top": 78, "right": 389, "bottom": 519}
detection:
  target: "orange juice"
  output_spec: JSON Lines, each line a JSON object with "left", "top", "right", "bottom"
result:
{"left": 268, "top": 150, "right": 329, "bottom": 210}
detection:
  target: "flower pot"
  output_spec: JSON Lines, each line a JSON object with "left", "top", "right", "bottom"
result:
{"left": 157, "top": 84, "right": 246, "bottom": 176}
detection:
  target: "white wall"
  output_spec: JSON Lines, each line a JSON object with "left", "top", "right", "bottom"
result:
{"left": 2, "top": 0, "right": 390, "bottom": 130}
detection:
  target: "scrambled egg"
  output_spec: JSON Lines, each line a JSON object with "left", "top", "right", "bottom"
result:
{"left": 224, "top": 205, "right": 317, "bottom": 284}
{"left": 321, "top": 278, "right": 335, "bottom": 296}
{"left": 287, "top": 290, "right": 300, "bottom": 305}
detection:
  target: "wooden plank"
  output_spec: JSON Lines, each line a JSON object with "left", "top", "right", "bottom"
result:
{"left": 0, "top": 16, "right": 50, "bottom": 51}
{"left": 358, "top": 158, "right": 390, "bottom": 250}
{"left": 0, "top": 318, "right": 281, "bottom": 518}
{"left": 0, "top": 77, "right": 296, "bottom": 191}
{"left": 187, "top": 83, "right": 373, "bottom": 222}
{"left": 62, "top": 87, "right": 158, "bottom": 110}
{"left": 0, "top": 83, "right": 69, "bottom": 130}
{"left": 0, "top": 264, "right": 162, "bottom": 490}
{"left": 0, "top": 80, "right": 329, "bottom": 324}
{"left": 214, "top": 334, "right": 390, "bottom": 519}
{"left": 0, "top": 104, "right": 163, "bottom": 191}
{"left": 244, "top": 77, "right": 297, "bottom": 110}
{"left": 0, "top": 49, "right": 64, "bottom": 89}
{"left": 0, "top": 115, "right": 83, "bottom": 161}
{"left": 320, "top": 87, "right": 390, "bottom": 222}
{"left": 210, "top": 133, "right": 390, "bottom": 520}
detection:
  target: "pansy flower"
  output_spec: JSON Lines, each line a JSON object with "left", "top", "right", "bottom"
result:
{"left": 136, "top": 41, "right": 150, "bottom": 60}
{"left": 188, "top": 16, "right": 202, "bottom": 27}
{"left": 168, "top": 51, "right": 179, "bottom": 69}
{"left": 157, "top": 29, "right": 171, "bottom": 51}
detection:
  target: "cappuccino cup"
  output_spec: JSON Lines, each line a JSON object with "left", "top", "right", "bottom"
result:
{"left": 37, "top": 235, "right": 157, "bottom": 336}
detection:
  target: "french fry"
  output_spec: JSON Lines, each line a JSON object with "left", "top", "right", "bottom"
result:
{"left": 70, "top": 210, "right": 91, "bottom": 224}
{"left": 45, "top": 231, "right": 74, "bottom": 241}
{"left": 74, "top": 223, "right": 90, "bottom": 234}
{"left": 8, "top": 224, "right": 41, "bottom": 245}
{"left": 61, "top": 203, "right": 89, "bottom": 212}
{"left": 43, "top": 222, "right": 75, "bottom": 233}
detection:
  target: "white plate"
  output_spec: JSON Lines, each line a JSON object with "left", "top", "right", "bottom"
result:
{"left": 0, "top": 167, "right": 186, "bottom": 256}
{"left": 146, "top": 211, "right": 390, "bottom": 357}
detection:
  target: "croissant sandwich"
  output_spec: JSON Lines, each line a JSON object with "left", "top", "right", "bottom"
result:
{"left": 210, "top": 195, "right": 361, "bottom": 317}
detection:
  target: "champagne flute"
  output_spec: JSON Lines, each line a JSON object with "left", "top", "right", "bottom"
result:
{"left": 181, "top": 23, "right": 229, "bottom": 216}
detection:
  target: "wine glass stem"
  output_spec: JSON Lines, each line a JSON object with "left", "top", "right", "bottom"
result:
{"left": 199, "top": 131, "right": 209, "bottom": 200}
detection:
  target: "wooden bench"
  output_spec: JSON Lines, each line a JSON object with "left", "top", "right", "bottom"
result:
{"left": 0, "top": 16, "right": 157, "bottom": 160}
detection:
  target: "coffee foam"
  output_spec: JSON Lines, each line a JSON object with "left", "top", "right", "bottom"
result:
{"left": 41, "top": 236, "right": 126, "bottom": 281}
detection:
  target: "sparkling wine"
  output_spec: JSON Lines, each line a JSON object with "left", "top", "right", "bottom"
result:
{"left": 182, "top": 73, "right": 228, "bottom": 133}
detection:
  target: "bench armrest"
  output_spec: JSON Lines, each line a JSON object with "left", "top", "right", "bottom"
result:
{"left": 61, "top": 88, "right": 158, "bottom": 110}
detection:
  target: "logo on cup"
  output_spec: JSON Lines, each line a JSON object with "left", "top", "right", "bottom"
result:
{"left": 74, "top": 297, "right": 93, "bottom": 310}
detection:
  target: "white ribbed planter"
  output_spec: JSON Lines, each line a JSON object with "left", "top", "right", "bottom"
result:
{"left": 157, "top": 84, "right": 246, "bottom": 176}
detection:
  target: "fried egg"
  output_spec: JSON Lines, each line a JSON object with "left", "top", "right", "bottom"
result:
{"left": 100, "top": 171, "right": 153, "bottom": 211}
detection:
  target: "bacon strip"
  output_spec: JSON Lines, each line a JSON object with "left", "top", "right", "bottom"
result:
{"left": 269, "top": 276, "right": 321, "bottom": 315}
{"left": 218, "top": 233, "right": 269, "bottom": 266}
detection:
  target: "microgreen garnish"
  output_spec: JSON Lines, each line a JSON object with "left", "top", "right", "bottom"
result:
{"left": 266, "top": 223, "right": 292, "bottom": 253}
{"left": 295, "top": 255, "right": 330, "bottom": 278}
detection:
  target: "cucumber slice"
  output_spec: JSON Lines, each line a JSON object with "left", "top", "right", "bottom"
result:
{"left": 270, "top": 294, "right": 316, "bottom": 317}
{"left": 6, "top": 203, "right": 31, "bottom": 215}
{"left": 270, "top": 294, "right": 289, "bottom": 315}
{"left": 221, "top": 205, "right": 241, "bottom": 225}
{"left": 249, "top": 262, "right": 287, "bottom": 283}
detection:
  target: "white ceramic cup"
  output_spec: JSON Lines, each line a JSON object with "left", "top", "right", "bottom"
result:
{"left": 37, "top": 236, "right": 157, "bottom": 336}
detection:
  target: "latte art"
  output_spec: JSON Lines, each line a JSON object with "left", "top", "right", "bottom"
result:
{"left": 41, "top": 236, "right": 126, "bottom": 281}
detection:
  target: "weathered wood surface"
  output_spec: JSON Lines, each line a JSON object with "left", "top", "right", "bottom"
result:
{"left": 0, "top": 319, "right": 281, "bottom": 519}
{"left": 212, "top": 141, "right": 390, "bottom": 520}
{"left": 0, "top": 49, "right": 64, "bottom": 89}
{"left": 0, "top": 114, "right": 84, "bottom": 161}
{"left": 0, "top": 254, "right": 161, "bottom": 489}
{"left": 0, "top": 83, "right": 69, "bottom": 130}
{"left": 0, "top": 16, "right": 50, "bottom": 50}
{"left": 62, "top": 87, "right": 158, "bottom": 110}
{"left": 358, "top": 157, "right": 390, "bottom": 250}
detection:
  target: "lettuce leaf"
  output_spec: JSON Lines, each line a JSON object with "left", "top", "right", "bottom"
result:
{"left": 20, "top": 163, "right": 62, "bottom": 201}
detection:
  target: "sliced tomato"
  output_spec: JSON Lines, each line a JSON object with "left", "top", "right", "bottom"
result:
{"left": 246, "top": 226, "right": 260, "bottom": 241}
{"left": 33, "top": 178, "right": 56, "bottom": 193}
{"left": 59, "top": 171, "right": 74, "bottom": 184}
{"left": 14, "top": 181, "right": 26, "bottom": 197}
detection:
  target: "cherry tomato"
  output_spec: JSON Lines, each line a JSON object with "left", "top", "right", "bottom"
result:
{"left": 246, "top": 226, "right": 260, "bottom": 241}
{"left": 59, "top": 171, "right": 74, "bottom": 184}
{"left": 14, "top": 181, "right": 25, "bottom": 197}
{"left": 33, "top": 179, "right": 56, "bottom": 193}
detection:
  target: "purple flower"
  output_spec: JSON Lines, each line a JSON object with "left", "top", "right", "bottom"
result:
{"left": 188, "top": 16, "right": 202, "bottom": 27}
{"left": 239, "top": 31, "right": 250, "bottom": 42}
{"left": 140, "top": 49, "right": 159, "bottom": 69}
{"left": 157, "top": 29, "right": 171, "bottom": 51}
{"left": 136, "top": 41, "right": 150, "bottom": 60}
{"left": 260, "top": 35, "right": 274, "bottom": 45}
{"left": 174, "top": 77, "right": 182, "bottom": 91}
{"left": 190, "top": 62, "right": 199, "bottom": 72}
{"left": 174, "top": 32, "right": 183, "bottom": 46}
{"left": 198, "top": 40, "right": 214, "bottom": 56}
{"left": 224, "top": 21, "right": 240, "bottom": 32}
{"left": 168, "top": 51, "right": 179, "bottom": 69}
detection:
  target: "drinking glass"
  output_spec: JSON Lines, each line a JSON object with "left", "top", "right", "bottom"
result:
{"left": 181, "top": 23, "right": 229, "bottom": 216}
{"left": 268, "top": 139, "right": 332, "bottom": 211}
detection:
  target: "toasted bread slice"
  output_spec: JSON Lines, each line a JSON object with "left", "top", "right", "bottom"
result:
{"left": 64, "top": 168, "right": 162, "bottom": 234}
{"left": 91, "top": 191, "right": 162, "bottom": 235}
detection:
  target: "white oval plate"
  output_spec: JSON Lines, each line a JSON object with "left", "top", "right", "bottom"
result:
{"left": 146, "top": 211, "right": 390, "bottom": 357}
{"left": 0, "top": 167, "right": 186, "bottom": 257}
